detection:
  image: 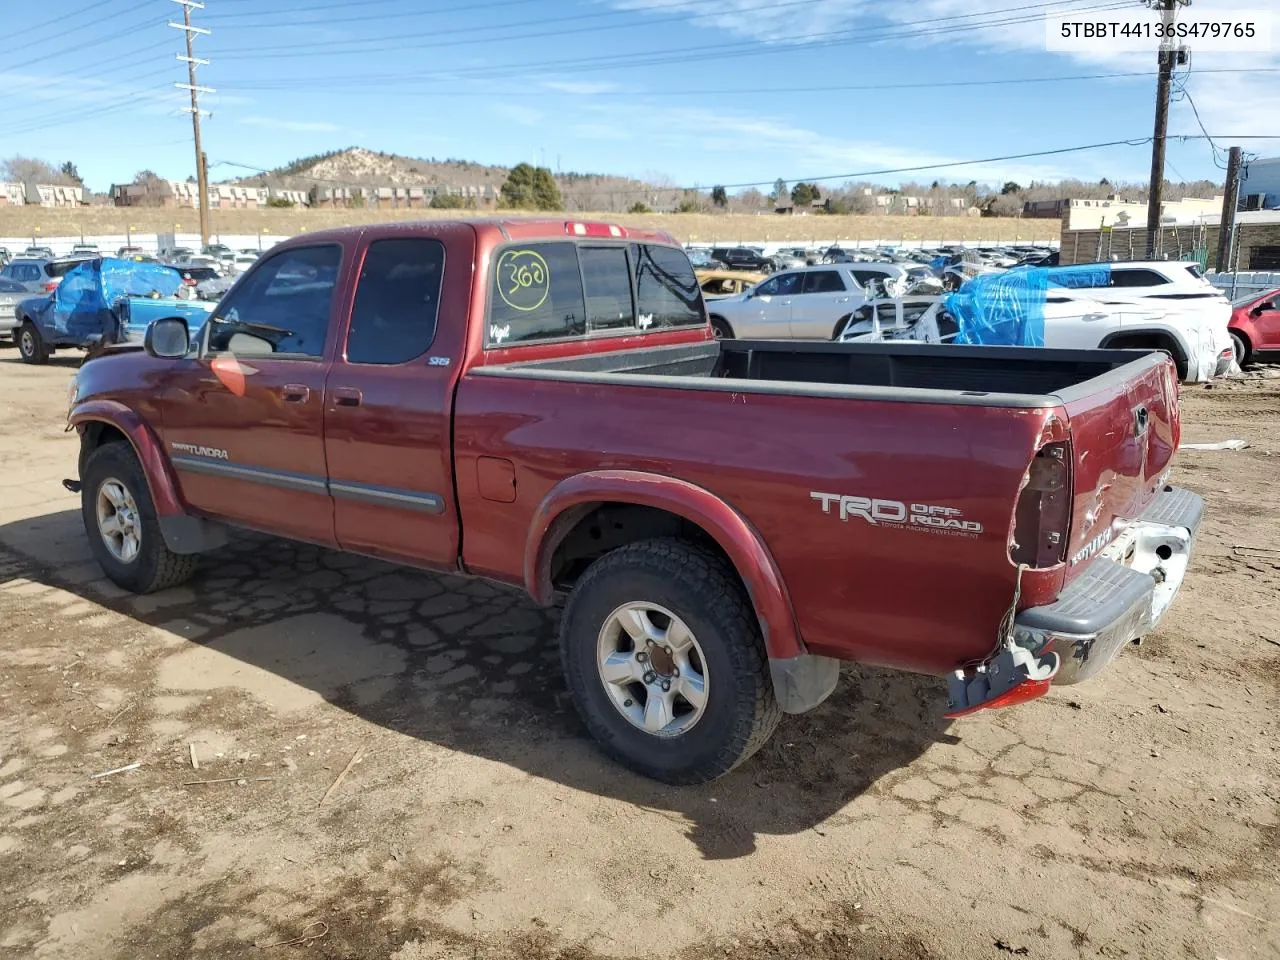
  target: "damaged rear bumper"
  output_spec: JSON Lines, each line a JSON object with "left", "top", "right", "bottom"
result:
{"left": 1014, "top": 485, "right": 1204, "bottom": 685}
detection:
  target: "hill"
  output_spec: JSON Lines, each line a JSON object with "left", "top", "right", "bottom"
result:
{"left": 226, "top": 147, "right": 672, "bottom": 210}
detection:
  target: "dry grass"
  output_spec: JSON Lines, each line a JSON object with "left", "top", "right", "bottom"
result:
{"left": 0, "top": 206, "right": 1060, "bottom": 244}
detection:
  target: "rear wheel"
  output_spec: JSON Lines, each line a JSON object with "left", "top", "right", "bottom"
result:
{"left": 18, "top": 322, "right": 48, "bottom": 364}
{"left": 560, "top": 538, "right": 781, "bottom": 784}
{"left": 832, "top": 315, "right": 852, "bottom": 340}
{"left": 81, "top": 442, "right": 199, "bottom": 594}
{"left": 710, "top": 317, "right": 734, "bottom": 340}
{"left": 1231, "top": 331, "right": 1251, "bottom": 368}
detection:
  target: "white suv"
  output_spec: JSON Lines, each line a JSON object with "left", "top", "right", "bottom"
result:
{"left": 1044, "top": 261, "right": 1232, "bottom": 381}
{"left": 706, "top": 263, "right": 911, "bottom": 340}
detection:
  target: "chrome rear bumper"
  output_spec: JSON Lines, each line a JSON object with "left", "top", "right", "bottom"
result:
{"left": 1014, "top": 486, "right": 1204, "bottom": 685}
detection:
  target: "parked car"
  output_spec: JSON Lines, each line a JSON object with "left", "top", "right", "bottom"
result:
{"left": 71, "top": 243, "right": 100, "bottom": 256}
{"left": 696, "top": 269, "right": 766, "bottom": 299}
{"left": 709, "top": 246, "right": 773, "bottom": 273}
{"left": 939, "top": 263, "right": 1233, "bottom": 382}
{"left": 22, "top": 246, "right": 55, "bottom": 259}
{"left": 116, "top": 245, "right": 146, "bottom": 258}
{"left": 14, "top": 257, "right": 214, "bottom": 363}
{"left": 229, "top": 254, "right": 259, "bottom": 276}
{"left": 705, "top": 263, "right": 911, "bottom": 340}
{"left": 166, "top": 247, "right": 196, "bottom": 261}
{"left": 194, "top": 274, "right": 236, "bottom": 301}
{"left": 65, "top": 217, "right": 1202, "bottom": 784}
{"left": 202, "top": 243, "right": 235, "bottom": 264}
{"left": 1228, "top": 287, "right": 1280, "bottom": 366}
{"left": 0, "top": 278, "right": 26, "bottom": 342}
{"left": 685, "top": 248, "right": 723, "bottom": 270}
{"left": 0, "top": 247, "right": 11, "bottom": 267}
{"left": 769, "top": 251, "right": 806, "bottom": 271}
{"left": 0, "top": 258, "right": 60, "bottom": 293}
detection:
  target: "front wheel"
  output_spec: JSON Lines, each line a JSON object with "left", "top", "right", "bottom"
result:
{"left": 18, "top": 323, "right": 48, "bottom": 364}
{"left": 560, "top": 538, "right": 781, "bottom": 784}
{"left": 81, "top": 442, "right": 199, "bottom": 594}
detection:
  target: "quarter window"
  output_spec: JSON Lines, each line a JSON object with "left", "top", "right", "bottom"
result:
{"left": 346, "top": 238, "right": 445, "bottom": 364}
{"left": 207, "top": 244, "right": 341, "bottom": 358}
{"left": 635, "top": 244, "right": 702, "bottom": 328}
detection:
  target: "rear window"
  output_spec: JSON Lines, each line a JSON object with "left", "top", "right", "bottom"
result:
{"left": 487, "top": 241, "right": 701, "bottom": 346}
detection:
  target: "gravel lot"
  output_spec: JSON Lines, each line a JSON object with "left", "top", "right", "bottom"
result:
{"left": 0, "top": 352, "right": 1276, "bottom": 960}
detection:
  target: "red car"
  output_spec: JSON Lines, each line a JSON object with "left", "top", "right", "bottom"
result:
{"left": 1228, "top": 287, "right": 1280, "bottom": 366}
{"left": 65, "top": 218, "right": 1203, "bottom": 784}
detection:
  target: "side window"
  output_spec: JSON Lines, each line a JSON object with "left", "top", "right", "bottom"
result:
{"left": 850, "top": 269, "right": 885, "bottom": 287}
{"left": 756, "top": 272, "right": 802, "bottom": 297}
{"left": 580, "top": 246, "right": 634, "bottom": 332}
{"left": 488, "top": 242, "right": 585, "bottom": 346}
{"left": 802, "top": 271, "right": 846, "bottom": 294}
{"left": 346, "top": 238, "right": 444, "bottom": 365}
{"left": 635, "top": 244, "right": 702, "bottom": 328}
{"left": 208, "top": 244, "right": 341, "bottom": 358}
{"left": 1110, "top": 269, "right": 1168, "bottom": 288}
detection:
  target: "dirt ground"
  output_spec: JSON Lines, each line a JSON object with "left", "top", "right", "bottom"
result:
{"left": 0, "top": 353, "right": 1276, "bottom": 960}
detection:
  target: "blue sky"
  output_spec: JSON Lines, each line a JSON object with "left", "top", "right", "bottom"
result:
{"left": 1, "top": 0, "right": 1276, "bottom": 193}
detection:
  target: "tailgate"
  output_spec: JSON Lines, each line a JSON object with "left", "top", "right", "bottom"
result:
{"left": 1059, "top": 353, "right": 1180, "bottom": 584}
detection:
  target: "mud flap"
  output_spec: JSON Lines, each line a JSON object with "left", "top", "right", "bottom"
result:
{"left": 944, "top": 646, "right": 1060, "bottom": 719}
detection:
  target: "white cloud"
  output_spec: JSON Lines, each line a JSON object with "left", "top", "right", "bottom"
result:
{"left": 237, "top": 116, "right": 344, "bottom": 134}
{"left": 539, "top": 79, "right": 622, "bottom": 95}
{"left": 489, "top": 103, "right": 545, "bottom": 127}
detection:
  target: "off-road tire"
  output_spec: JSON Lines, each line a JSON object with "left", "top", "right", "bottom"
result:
{"left": 81, "top": 442, "right": 199, "bottom": 594}
{"left": 18, "top": 322, "right": 48, "bottom": 364}
{"left": 560, "top": 537, "right": 782, "bottom": 784}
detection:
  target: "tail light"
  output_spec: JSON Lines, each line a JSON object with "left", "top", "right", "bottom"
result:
{"left": 42, "top": 282, "right": 57, "bottom": 292}
{"left": 565, "top": 221, "right": 624, "bottom": 238}
{"left": 1010, "top": 442, "right": 1072, "bottom": 567}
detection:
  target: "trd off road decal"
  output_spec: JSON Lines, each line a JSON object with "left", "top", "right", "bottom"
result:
{"left": 170, "top": 442, "right": 230, "bottom": 460}
{"left": 810, "top": 491, "right": 983, "bottom": 537}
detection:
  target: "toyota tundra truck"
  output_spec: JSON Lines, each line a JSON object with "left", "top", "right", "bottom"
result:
{"left": 64, "top": 218, "right": 1204, "bottom": 784}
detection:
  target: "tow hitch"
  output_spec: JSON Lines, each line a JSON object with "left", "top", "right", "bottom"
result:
{"left": 944, "top": 645, "right": 1060, "bottom": 719}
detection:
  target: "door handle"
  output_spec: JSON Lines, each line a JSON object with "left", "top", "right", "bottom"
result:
{"left": 281, "top": 383, "right": 310, "bottom": 403}
{"left": 333, "top": 387, "right": 362, "bottom": 408}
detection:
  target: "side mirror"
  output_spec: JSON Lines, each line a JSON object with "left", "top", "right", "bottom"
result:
{"left": 144, "top": 316, "right": 190, "bottom": 359}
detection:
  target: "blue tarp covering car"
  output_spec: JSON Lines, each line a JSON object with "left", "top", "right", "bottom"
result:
{"left": 944, "top": 264, "right": 1112, "bottom": 346}
{"left": 14, "top": 257, "right": 214, "bottom": 363}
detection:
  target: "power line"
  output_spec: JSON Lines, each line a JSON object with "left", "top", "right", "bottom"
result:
{"left": 210, "top": 0, "right": 724, "bottom": 31}
{"left": 214, "top": 66, "right": 1280, "bottom": 98}
{"left": 211, "top": 0, "right": 1126, "bottom": 63}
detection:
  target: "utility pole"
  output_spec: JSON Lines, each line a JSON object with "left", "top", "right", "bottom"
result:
{"left": 1215, "top": 146, "right": 1243, "bottom": 273}
{"left": 1145, "top": 0, "right": 1184, "bottom": 258}
{"left": 170, "top": 0, "right": 213, "bottom": 247}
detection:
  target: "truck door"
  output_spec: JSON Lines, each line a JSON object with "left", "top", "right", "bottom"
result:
{"left": 322, "top": 235, "right": 463, "bottom": 569}
{"left": 156, "top": 242, "right": 343, "bottom": 546}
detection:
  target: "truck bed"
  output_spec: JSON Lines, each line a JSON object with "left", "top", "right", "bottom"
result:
{"left": 472, "top": 339, "right": 1154, "bottom": 405}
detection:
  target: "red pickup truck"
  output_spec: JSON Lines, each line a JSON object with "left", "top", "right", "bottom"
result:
{"left": 65, "top": 218, "right": 1203, "bottom": 784}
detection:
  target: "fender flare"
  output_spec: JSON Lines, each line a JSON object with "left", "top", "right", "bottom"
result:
{"left": 69, "top": 400, "right": 185, "bottom": 517}
{"left": 524, "top": 469, "right": 804, "bottom": 660}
